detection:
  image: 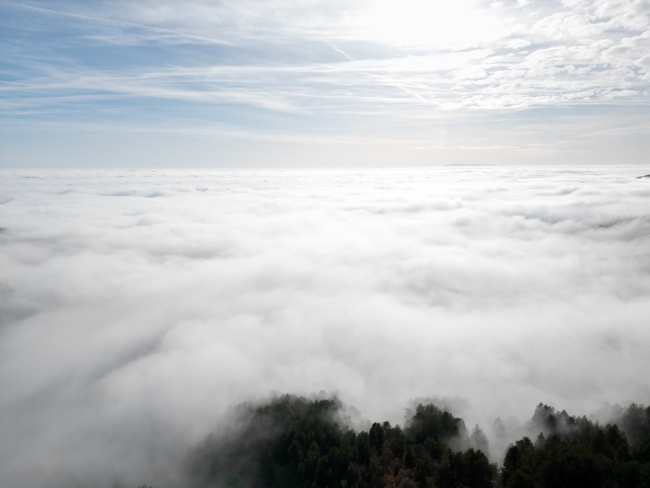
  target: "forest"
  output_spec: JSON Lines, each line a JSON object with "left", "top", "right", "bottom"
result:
{"left": 168, "top": 395, "right": 650, "bottom": 488}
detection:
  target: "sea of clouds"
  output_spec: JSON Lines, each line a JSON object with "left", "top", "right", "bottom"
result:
{"left": 1, "top": 167, "right": 650, "bottom": 487}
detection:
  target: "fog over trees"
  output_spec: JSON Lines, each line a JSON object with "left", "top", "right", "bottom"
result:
{"left": 160, "top": 395, "right": 650, "bottom": 488}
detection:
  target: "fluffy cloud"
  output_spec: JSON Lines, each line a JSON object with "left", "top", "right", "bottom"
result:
{"left": 1, "top": 168, "right": 650, "bottom": 487}
{"left": 444, "top": 0, "right": 650, "bottom": 108}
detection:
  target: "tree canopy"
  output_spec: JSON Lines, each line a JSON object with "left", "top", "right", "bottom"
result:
{"left": 182, "top": 396, "right": 650, "bottom": 488}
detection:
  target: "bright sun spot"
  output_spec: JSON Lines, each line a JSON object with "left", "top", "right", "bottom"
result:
{"left": 353, "top": 0, "right": 509, "bottom": 47}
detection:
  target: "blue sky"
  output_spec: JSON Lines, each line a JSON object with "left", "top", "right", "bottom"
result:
{"left": 1, "top": 0, "right": 650, "bottom": 167}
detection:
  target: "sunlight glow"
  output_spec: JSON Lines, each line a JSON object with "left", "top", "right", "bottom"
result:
{"left": 352, "top": 0, "right": 509, "bottom": 47}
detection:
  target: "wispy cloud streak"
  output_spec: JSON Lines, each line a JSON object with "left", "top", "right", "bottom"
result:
{"left": 15, "top": 4, "right": 233, "bottom": 45}
{"left": 3, "top": 0, "right": 650, "bottom": 113}
{"left": 1, "top": 0, "right": 649, "bottom": 164}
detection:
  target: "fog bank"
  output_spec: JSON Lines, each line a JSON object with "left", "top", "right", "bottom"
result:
{"left": 1, "top": 167, "right": 650, "bottom": 487}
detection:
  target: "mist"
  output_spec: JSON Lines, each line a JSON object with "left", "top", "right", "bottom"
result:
{"left": 1, "top": 166, "right": 650, "bottom": 487}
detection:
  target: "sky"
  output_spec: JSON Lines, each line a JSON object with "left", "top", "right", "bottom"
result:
{"left": 1, "top": 0, "right": 650, "bottom": 167}
{"left": 1, "top": 167, "right": 650, "bottom": 487}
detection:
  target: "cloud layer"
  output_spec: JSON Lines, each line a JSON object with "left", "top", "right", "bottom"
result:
{"left": 1, "top": 167, "right": 650, "bottom": 487}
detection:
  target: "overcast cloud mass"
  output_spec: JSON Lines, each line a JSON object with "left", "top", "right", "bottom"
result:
{"left": 1, "top": 0, "right": 650, "bottom": 166}
{"left": 1, "top": 167, "right": 650, "bottom": 487}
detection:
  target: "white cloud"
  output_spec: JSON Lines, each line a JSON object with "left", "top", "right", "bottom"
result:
{"left": 1, "top": 168, "right": 650, "bottom": 487}
{"left": 505, "top": 38, "right": 531, "bottom": 50}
